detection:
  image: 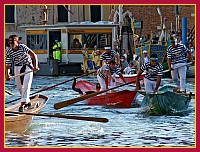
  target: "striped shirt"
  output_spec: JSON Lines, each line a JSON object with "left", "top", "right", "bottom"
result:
{"left": 167, "top": 43, "right": 188, "bottom": 64}
{"left": 97, "top": 64, "right": 121, "bottom": 79}
{"left": 6, "top": 44, "right": 32, "bottom": 67}
{"left": 141, "top": 62, "right": 163, "bottom": 81}
{"left": 100, "top": 50, "right": 117, "bottom": 63}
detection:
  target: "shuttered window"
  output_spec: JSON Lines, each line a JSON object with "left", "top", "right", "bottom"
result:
{"left": 58, "top": 5, "right": 68, "bottom": 22}
{"left": 5, "top": 5, "right": 15, "bottom": 23}
{"left": 90, "top": 5, "right": 101, "bottom": 22}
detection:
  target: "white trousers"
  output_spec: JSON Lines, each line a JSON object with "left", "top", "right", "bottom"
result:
{"left": 171, "top": 63, "right": 187, "bottom": 92}
{"left": 144, "top": 78, "right": 157, "bottom": 94}
{"left": 97, "top": 75, "right": 106, "bottom": 91}
{"left": 109, "top": 73, "right": 116, "bottom": 88}
{"left": 97, "top": 74, "right": 116, "bottom": 92}
{"left": 14, "top": 65, "right": 33, "bottom": 103}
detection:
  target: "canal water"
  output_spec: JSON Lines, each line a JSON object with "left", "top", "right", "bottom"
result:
{"left": 5, "top": 76, "right": 195, "bottom": 147}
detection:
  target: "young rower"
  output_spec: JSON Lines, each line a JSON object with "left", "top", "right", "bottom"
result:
{"left": 97, "top": 60, "right": 126, "bottom": 92}
{"left": 135, "top": 54, "right": 163, "bottom": 94}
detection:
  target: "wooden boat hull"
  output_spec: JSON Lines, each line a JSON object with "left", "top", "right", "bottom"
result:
{"left": 5, "top": 94, "right": 48, "bottom": 133}
{"left": 114, "top": 74, "right": 144, "bottom": 86}
{"left": 75, "top": 80, "right": 137, "bottom": 108}
{"left": 142, "top": 86, "right": 191, "bottom": 115}
{"left": 87, "top": 90, "right": 137, "bottom": 108}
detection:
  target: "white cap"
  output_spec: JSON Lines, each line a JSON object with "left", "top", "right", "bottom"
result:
{"left": 104, "top": 46, "right": 111, "bottom": 50}
{"left": 143, "top": 50, "right": 148, "bottom": 53}
{"left": 172, "top": 34, "right": 176, "bottom": 37}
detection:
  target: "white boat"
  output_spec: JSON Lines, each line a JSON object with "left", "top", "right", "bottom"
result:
{"left": 5, "top": 94, "right": 49, "bottom": 133}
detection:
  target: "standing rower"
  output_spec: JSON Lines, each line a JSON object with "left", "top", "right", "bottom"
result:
{"left": 100, "top": 45, "right": 119, "bottom": 67}
{"left": 167, "top": 37, "right": 194, "bottom": 93}
{"left": 5, "top": 35, "right": 39, "bottom": 112}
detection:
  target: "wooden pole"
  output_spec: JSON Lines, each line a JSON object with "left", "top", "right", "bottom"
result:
{"left": 5, "top": 70, "right": 96, "bottom": 104}
{"left": 5, "top": 111, "right": 108, "bottom": 123}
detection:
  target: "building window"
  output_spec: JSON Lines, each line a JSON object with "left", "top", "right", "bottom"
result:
{"left": 69, "top": 34, "right": 82, "bottom": 49}
{"left": 90, "top": 5, "right": 101, "bottom": 22}
{"left": 68, "top": 32, "right": 112, "bottom": 50}
{"left": 57, "top": 5, "right": 68, "bottom": 22}
{"left": 5, "top": 5, "right": 15, "bottom": 23}
{"left": 27, "top": 34, "right": 47, "bottom": 50}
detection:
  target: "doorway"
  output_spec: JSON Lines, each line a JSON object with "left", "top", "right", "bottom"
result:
{"left": 49, "top": 30, "right": 61, "bottom": 59}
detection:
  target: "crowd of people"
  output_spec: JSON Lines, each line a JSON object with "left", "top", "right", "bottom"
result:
{"left": 82, "top": 44, "right": 152, "bottom": 76}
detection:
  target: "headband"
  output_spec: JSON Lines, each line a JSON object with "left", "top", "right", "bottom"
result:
{"left": 150, "top": 58, "right": 158, "bottom": 60}
{"left": 8, "top": 38, "right": 18, "bottom": 42}
{"left": 104, "top": 47, "right": 111, "bottom": 50}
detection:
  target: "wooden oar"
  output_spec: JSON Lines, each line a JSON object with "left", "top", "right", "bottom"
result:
{"left": 5, "top": 111, "right": 108, "bottom": 123}
{"left": 5, "top": 90, "right": 13, "bottom": 95}
{"left": 138, "top": 89, "right": 195, "bottom": 97}
{"left": 29, "top": 70, "right": 96, "bottom": 95}
{"left": 163, "top": 62, "right": 193, "bottom": 73}
{"left": 6, "top": 70, "right": 96, "bottom": 104}
{"left": 9, "top": 70, "right": 33, "bottom": 79}
{"left": 116, "top": 80, "right": 136, "bottom": 87}
{"left": 54, "top": 79, "right": 140, "bottom": 110}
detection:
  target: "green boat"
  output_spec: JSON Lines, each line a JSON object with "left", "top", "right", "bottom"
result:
{"left": 140, "top": 86, "right": 192, "bottom": 116}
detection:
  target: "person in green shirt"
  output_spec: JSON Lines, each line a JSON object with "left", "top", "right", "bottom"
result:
{"left": 52, "top": 40, "right": 61, "bottom": 61}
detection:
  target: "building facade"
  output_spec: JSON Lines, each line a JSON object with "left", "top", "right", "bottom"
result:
{"left": 5, "top": 5, "right": 195, "bottom": 75}
{"left": 5, "top": 5, "right": 195, "bottom": 42}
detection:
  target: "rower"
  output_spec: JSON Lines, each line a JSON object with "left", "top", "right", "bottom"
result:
{"left": 97, "top": 60, "right": 126, "bottom": 93}
{"left": 135, "top": 54, "right": 163, "bottom": 94}
{"left": 167, "top": 36, "right": 194, "bottom": 93}
{"left": 5, "top": 35, "right": 39, "bottom": 112}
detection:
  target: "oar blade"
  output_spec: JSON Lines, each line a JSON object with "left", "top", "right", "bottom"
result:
{"left": 54, "top": 91, "right": 100, "bottom": 110}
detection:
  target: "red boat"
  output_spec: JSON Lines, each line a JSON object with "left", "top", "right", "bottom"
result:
{"left": 74, "top": 80, "right": 138, "bottom": 108}
{"left": 109, "top": 74, "right": 144, "bottom": 86}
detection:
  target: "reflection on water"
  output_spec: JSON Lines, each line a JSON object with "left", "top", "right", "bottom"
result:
{"left": 5, "top": 76, "right": 195, "bottom": 147}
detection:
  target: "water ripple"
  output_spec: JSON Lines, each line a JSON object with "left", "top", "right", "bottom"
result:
{"left": 5, "top": 76, "right": 195, "bottom": 147}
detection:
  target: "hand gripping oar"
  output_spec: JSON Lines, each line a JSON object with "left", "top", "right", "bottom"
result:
{"left": 5, "top": 111, "right": 108, "bottom": 123}
{"left": 54, "top": 79, "right": 139, "bottom": 110}
{"left": 6, "top": 70, "right": 96, "bottom": 104}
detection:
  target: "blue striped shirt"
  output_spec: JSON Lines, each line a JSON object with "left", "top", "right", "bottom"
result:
{"left": 167, "top": 43, "right": 188, "bottom": 64}
{"left": 6, "top": 44, "right": 33, "bottom": 67}
{"left": 141, "top": 62, "right": 163, "bottom": 81}
{"left": 97, "top": 64, "right": 121, "bottom": 79}
{"left": 100, "top": 50, "right": 117, "bottom": 63}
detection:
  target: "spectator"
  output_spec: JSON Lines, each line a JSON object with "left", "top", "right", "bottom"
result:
{"left": 119, "top": 55, "right": 129, "bottom": 73}
{"left": 124, "top": 62, "right": 137, "bottom": 75}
